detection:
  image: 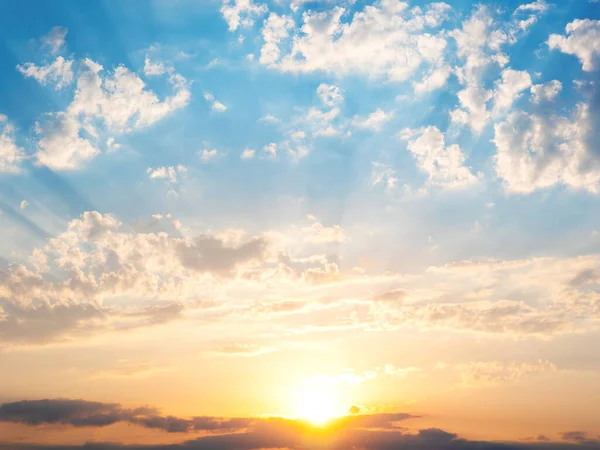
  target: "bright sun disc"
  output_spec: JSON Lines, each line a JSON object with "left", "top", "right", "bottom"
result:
{"left": 292, "top": 382, "right": 343, "bottom": 425}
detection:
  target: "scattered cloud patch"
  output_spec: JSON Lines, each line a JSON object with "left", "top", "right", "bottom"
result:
{"left": 17, "top": 57, "right": 74, "bottom": 89}
{"left": 0, "top": 115, "right": 25, "bottom": 173}
{"left": 41, "top": 26, "right": 68, "bottom": 53}
{"left": 401, "top": 126, "right": 480, "bottom": 189}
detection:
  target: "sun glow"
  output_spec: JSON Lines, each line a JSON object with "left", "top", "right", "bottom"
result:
{"left": 292, "top": 382, "right": 345, "bottom": 425}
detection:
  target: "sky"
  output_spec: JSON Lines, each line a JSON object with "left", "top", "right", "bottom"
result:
{"left": 1, "top": 0, "right": 600, "bottom": 448}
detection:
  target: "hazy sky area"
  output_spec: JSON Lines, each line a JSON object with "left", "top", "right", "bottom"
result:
{"left": 1, "top": 0, "right": 600, "bottom": 449}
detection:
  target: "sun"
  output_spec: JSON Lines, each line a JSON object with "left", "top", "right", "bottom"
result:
{"left": 291, "top": 382, "right": 345, "bottom": 425}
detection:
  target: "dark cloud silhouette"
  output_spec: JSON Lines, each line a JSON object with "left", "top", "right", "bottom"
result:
{"left": 0, "top": 399, "right": 254, "bottom": 434}
{"left": 1, "top": 399, "right": 599, "bottom": 450}
{"left": 561, "top": 431, "right": 599, "bottom": 444}
{"left": 0, "top": 399, "right": 414, "bottom": 435}
{"left": 1, "top": 426, "right": 600, "bottom": 450}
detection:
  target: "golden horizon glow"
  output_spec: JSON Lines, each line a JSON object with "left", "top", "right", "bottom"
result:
{"left": 291, "top": 382, "right": 347, "bottom": 425}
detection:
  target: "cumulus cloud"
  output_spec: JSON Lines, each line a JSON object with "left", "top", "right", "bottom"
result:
{"left": 32, "top": 58, "right": 190, "bottom": 170}
{"left": 143, "top": 55, "right": 167, "bottom": 76}
{"left": 353, "top": 109, "right": 394, "bottom": 131}
{"left": 413, "top": 64, "right": 451, "bottom": 94}
{"left": 35, "top": 112, "right": 100, "bottom": 170}
{"left": 449, "top": 5, "right": 546, "bottom": 132}
{"left": 531, "top": 80, "right": 562, "bottom": 103}
{"left": 492, "top": 69, "right": 532, "bottom": 115}
{"left": 317, "top": 83, "right": 344, "bottom": 107}
{"left": 17, "top": 56, "right": 74, "bottom": 89}
{"left": 493, "top": 96, "right": 600, "bottom": 193}
{"left": 401, "top": 126, "right": 479, "bottom": 189}
{"left": 220, "top": 0, "right": 268, "bottom": 31}
{"left": 548, "top": 20, "right": 600, "bottom": 71}
{"left": 0, "top": 211, "right": 278, "bottom": 344}
{"left": 0, "top": 114, "right": 25, "bottom": 173}
{"left": 199, "top": 148, "right": 219, "bottom": 162}
{"left": 241, "top": 148, "right": 255, "bottom": 159}
{"left": 147, "top": 165, "right": 187, "bottom": 184}
{"left": 259, "top": 1, "right": 452, "bottom": 83}
{"left": 260, "top": 13, "right": 295, "bottom": 65}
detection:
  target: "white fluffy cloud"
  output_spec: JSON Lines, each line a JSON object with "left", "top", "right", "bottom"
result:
{"left": 241, "top": 148, "right": 256, "bottom": 159}
{"left": 260, "top": 13, "right": 295, "bottom": 65}
{"left": 0, "top": 115, "right": 25, "bottom": 173}
{"left": 449, "top": 5, "right": 547, "bottom": 133}
{"left": 302, "top": 216, "right": 348, "bottom": 244}
{"left": 32, "top": 58, "right": 190, "bottom": 170}
{"left": 147, "top": 165, "right": 187, "bottom": 184}
{"left": 449, "top": 7, "right": 501, "bottom": 133}
{"left": 17, "top": 56, "right": 74, "bottom": 89}
{"left": 401, "top": 126, "right": 479, "bottom": 189}
{"left": 492, "top": 69, "right": 532, "bottom": 115}
{"left": 353, "top": 109, "right": 394, "bottom": 131}
{"left": 548, "top": 19, "right": 600, "bottom": 71}
{"left": 298, "top": 84, "right": 346, "bottom": 137}
{"left": 531, "top": 80, "right": 562, "bottom": 103}
{"left": 316, "top": 83, "right": 343, "bottom": 107}
{"left": 204, "top": 92, "right": 228, "bottom": 112}
{"left": 493, "top": 101, "right": 600, "bottom": 193}
{"left": 143, "top": 55, "right": 167, "bottom": 76}
{"left": 199, "top": 149, "right": 219, "bottom": 162}
{"left": 35, "top": 113, "right": 99, "bottom": 170}
{"left": 259, "top": 1, "right": 451, "bottom": 82}
{"left": 220, "top": 0, "right": 268, "bottom": 32}
{"left": 413, "top": 65, "right": 451, "bottom": 94}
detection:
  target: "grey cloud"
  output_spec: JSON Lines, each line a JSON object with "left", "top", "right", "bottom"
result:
{"left": 373, "top": 289, "right": 406, "bottom": 303}
{"left": 0, "top": 399, "right": 599, "bottom": 449}
{"left": 0, "top": 300, "right": 184, "bottom": 345}
{"left": 0, "top": 399, "right": 253, "bottom": 434}
{"left": 0, "top": 301, "right": 106, "bottom": 345}
{"left": 1, "top": 424, "right": 600, "bottom": 450}
{"left": 176, "top": 236, "right": 267, "bottom": 275}
{"left": 561, "top": 432, "right": 599, "bottom": 444}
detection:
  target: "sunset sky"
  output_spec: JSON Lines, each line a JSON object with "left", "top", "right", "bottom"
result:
{"left": 1, "top": 0, "right": 600, "bottom": 449}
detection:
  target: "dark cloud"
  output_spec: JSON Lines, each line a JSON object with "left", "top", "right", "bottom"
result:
{"left": 2, "top": 426, "right": 600, "bottom": 450}
{"left": 1, "top": 399, "right": 599, "bottom": 450}
{"left": 0, "top": 399, "right": 253, "bottom": 434}
{"left": 561, "top": 431, "right": 599, "bottom": 444}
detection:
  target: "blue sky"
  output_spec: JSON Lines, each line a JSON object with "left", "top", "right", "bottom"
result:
{"left": 1, "top": 0, "right": 599, "bottom": 266}
{"left": 2, "top": 0, "right": 600, "bottom": 446}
